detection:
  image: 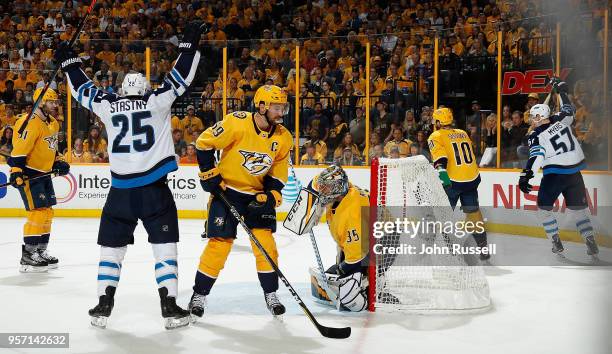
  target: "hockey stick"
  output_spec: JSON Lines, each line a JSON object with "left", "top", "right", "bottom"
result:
{"left": 544, "top": 35, "right": 557, "bottom": 107}
{"left": 286, "top": 159, "right": 339, "bottom": 307}
{"left": 18, "top": 0, "right": 98, "bottom": 136}
{"left": 216, "top": 191, "right": 351, "bottom": 339}
{"left": 0, "top": 171, "right": 57, "bottom": 189}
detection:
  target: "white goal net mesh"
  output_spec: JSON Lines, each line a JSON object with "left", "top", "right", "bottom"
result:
{"left": 371, "top": 156, "right": 491, "bottom": 312}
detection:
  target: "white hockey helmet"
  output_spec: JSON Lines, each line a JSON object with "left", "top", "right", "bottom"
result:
{"left": 121, "top": 72, "right": 151, "bottom": 96}
{"left": 529, "top": 104, "right": 550, "bottom": 125}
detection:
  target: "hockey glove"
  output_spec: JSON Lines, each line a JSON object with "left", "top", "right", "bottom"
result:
{"left": 9, "top": 167, "right": 24, "bottom": 187}
{"left": 247, "top": 191, "right": 281, "bottom": 221}
{"left": 178, "top": 22, "right": 208, "bottom": 53}
{"left": 560, "top": 103, "right": 574, "bottom": 117}
{"left": 52, "top": 158, "right": 70, "bottom": 176}
{"left": 552, "top": 78, "right": 569, "bottom": 94}
{"left": 519, "top": 169, "right": 534, "bottom": 194}
{"left": 437, "top": 168, "right": 452, "bottom": 188}
{"left": 54, "top": 41, "right": 81, "bottom": 72}
{"left": 199, "top": 168, "right": 225, "bottom": 196}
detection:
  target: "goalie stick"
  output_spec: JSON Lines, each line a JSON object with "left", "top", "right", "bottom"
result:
{"left": 286, "top": 158, "right": 340, "bottom": 307}
{"left": 215, "top": 191, "right": 351, "bottom": 339}
{"left": 18, "top": 0, "right": 98, "bottom": 136}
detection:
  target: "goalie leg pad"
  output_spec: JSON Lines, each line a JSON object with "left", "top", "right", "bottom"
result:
{"left": 309, "top": 267, "right": 339, "bottom": 306}
{"left": 338, "top": 273, "right": 368, "bottom": 312}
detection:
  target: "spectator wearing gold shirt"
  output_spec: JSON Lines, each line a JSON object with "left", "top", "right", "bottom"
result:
{"left": 83, "top": 126, "right": 108, "bottom": 163}
{"left": 301, "top": 143, "right": 325, "bottom": 165}
{"left": 384, "top": 128, "right": 413, "bottom": 158}
{"left": 70, "top": 138, "right": 94, "bottom": 163}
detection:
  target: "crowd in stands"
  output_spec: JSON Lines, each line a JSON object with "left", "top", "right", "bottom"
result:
{"left": 0, "top": 0, "right": 609, "bottom": 169}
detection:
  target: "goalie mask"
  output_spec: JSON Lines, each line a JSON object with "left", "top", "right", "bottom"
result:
{"left": 314, "top": 165, "right": 349, "bottom": 206}
{"left": 529, "top": 104, "right": 550, "bottom": 126}
{"left": 121, "top": 72, "right": 151, "bottom": 97}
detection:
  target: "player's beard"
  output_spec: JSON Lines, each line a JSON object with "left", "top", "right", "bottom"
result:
{"left": 265, "top": 111, "right": 283, "bottom": 125}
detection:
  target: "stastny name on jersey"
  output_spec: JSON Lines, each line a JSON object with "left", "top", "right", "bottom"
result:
{"left": 110, "top": 99, "right": 147, "bottom": 114}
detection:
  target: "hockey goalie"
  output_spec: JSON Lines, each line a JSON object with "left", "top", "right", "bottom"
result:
{"left": 284, "top": 165, "right": 370, "bottom": 312}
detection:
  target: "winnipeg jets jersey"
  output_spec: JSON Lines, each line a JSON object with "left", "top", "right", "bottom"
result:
{"left": 527, "top": 104, "right": 585, "bottom": 175}
{"left": 65, "top": 51, "right": 200, "bottom": 188}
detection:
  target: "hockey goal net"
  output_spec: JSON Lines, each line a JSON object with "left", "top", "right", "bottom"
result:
{"left": 368, "top": 156, "right": 491, "bottom": 313}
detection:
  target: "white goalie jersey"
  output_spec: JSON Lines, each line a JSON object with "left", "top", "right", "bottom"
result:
{"left": 65, "top": 51, "right": 201, "bottom": 188}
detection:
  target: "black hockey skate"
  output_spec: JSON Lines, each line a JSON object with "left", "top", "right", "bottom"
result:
{"left": 20, "top": 245, "right": 48, "bottom": 273}
{"left": 473, "top": 234, "right": 490, "bottom": 261}
{"left": 585, "top": 236, "right": 599, "bottom": 256}
{"left": 159, "top": 287, "right": 190, "bottom": 330}
{"left": 89, "top": 286, "right": 116, "bottom": 329}
{"left": 188, "top": 292, "right": 207, "bottom": 323}
{"left": 38, "top": 249, "right": 59, "bottom": 269}
{"left": 264, "top": 292, "right": 286, "bottom": 318}
{"left": 551, "top": 235, "right": 564, "bottom": 255}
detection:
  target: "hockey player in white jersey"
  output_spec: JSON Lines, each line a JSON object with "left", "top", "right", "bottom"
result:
{"left": 518, "top": 79, "right": 598, "bottom": 257}
{"left": 55, "top": 22, "right": 206, "bottom": 329}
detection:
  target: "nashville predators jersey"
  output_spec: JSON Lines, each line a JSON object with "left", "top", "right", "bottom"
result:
{"left": 427, "top": 128, "right": 480, "bottom": 190}
{"left": 325, "top": 184, "right": 370, "bottom": 266}
{"left": 196, "top": 111, "right": 293, "bottom": 194}
{"left": 10, "top": 113, "right": 59, "bottom": 175}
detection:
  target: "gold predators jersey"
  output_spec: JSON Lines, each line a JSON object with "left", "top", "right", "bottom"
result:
{"left": 11, "top": 113, "right": 59, "bottom": 175}
{"left": 196, "top": 111, "right": 293, "bottom": 194}
{"left": 326, "top": 185, "right": 370, "bottom": 265}
{"left": 427, "top": 128, "right": 480, "bottom": 189}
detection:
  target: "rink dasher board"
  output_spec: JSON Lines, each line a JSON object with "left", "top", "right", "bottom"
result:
{"left": 0, "top": 165, "right": 610, "bottom": 240}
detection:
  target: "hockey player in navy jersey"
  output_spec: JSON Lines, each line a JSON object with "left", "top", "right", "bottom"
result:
{"left": 55, "top": 22, "right": 206, "bottom": 329}
{"left": 518, "top": 79, "right": 599, "bottom": 257}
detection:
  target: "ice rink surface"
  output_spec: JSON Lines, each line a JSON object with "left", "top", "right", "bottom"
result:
{"left": 0, "top": 218, "right": 610, "bottom": 354}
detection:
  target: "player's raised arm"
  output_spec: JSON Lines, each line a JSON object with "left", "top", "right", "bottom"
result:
{"left": 55, "top": 42, "right": 117, "bottom": 121}
{"left": 147, "top": 22, "right": 205, "bottom": 110}
{"left": 550, "top": 79, "right": 575, "bottom": 126}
